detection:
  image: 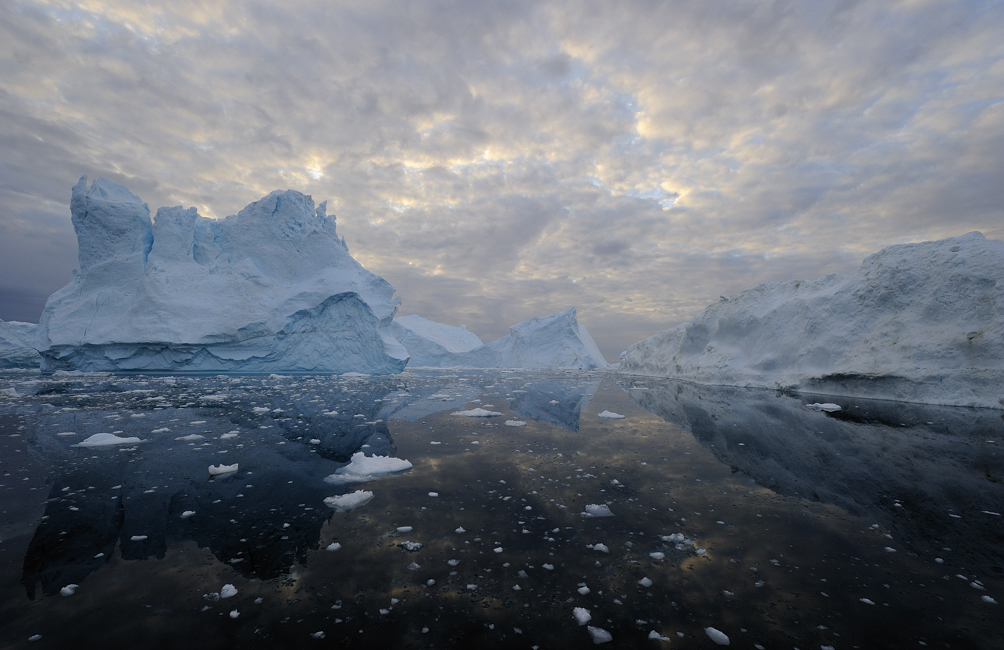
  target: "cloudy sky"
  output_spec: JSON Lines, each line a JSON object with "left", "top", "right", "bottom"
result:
{"left": 1, "top": 0, "right": 1002, "bottom": 359}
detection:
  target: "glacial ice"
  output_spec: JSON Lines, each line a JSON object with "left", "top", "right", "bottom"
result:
{"left": 621, "top": 233, "right": 1004, "bottom": 408}
{"left": 0, "top": 319, "right": 39, "bottom": 368}
{"left": 323, "top": 452, "right": 412, "bottom": 485}
{"left": 35, "top": 177, "right": 408, "bottom": 374}
{"left": 392, "top": 308, "right": 608, "bottom": 369}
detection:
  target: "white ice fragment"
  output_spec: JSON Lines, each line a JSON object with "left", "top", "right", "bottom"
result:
{"left": 220, "top": 432, "right": 238, "bottom": 440}
{"left": 397, "top": 526, "right": 413, "bottom": 533}
{"left": 696, "top": 548, "right": 707, "bottom": 556}
{"left": 598, "top": 410, "right": 625, "bottom": 419}
{"left": 130, "top": 535, "right": 148, "bottom": 541}
{"left": 152, "top": 427, "right": 170, "bottom": 433}
{"left": 229, "top": 610, "right": 239, "bottom": 619}
{"left": 399, "top": 541, "right": 423, "bottom": 552}
{"left": 649, "top": 552, "right": 665, "bottom": 560}
{"left": 859, "top": 597, "right": 875, "bottom": 605}
{"left": 407, "top": 562, "right": 421, "bottom": 570}
{"left": 324, "top": 490, "right": 374, "bottom": 512}
{"left": 493, "top": 547, "right": 503, "bottom": 553}
{"left": 806, "top": 403, "right": 842, "bottom": 412}
{"left": 593, "top": 543, "right": 610, "bottom": 553}
{"left": 572, "top": 607, "right": 592, "bottom": 625}
{"left": 982, "top": 595, "right": 998, "bottom": 604}
{"left": 583, "top": 504, "right": 614, "bottom": 518}
{"left": 451, "top": 408, "right": 502, "bottom": 417}
{"left": 587, "top": 626, "right": 613, "bottom": 644}
{"left": 60, "top": 584, "right": 78, "bottom": 596}
{"left": 324, "top": 452, "right": 412, "bottom": 485}
{"left": 310, "top": 631, "right": 325, "bottom": 639}
{"left": 704, "top": 627, "right": 730, "bottom": 645}
{"left": 28, "top": 635, "right": 42, "bottom": 642}
{"left": 181, "top": 510, "right": 196, "bottom": 519}
{"left": 447, "top": 559, "right": 460, "bottom": 566}
{"left": 326, "top": 542, "right": 342, "bottom": 552}
{"left": 467, "top": 584, "right": 478, "bottom": 590}
{"left": 455, "top": 527, "right": 466, "bottom": 534}
{"left": 504, "top": 420, "right": 527, "bottom": 427}
{"left": 649, "top": 630, "right": 671, "bottom": 642}
{"left": 638, "top": 577, "right": 653, "bottom": 587}
{"left": 176, "top": 434, "right": 204, "bottom": 441}
{"left": 577, "top": 586, "right": 590, "bottom": 595}
{"left": 208, "top": 463, "right": 239, "bottom": 476}
{"left": 220, "top": 584, "right": 237, "bottom": 598}
{"left": 75, "top": 433, "right": 143, "bottom": 447}
{"left": 542, "top": 563, "right": 554, "bottom": 570}
{"left": 426, "top": 579, "right": 435, "bottom": 586}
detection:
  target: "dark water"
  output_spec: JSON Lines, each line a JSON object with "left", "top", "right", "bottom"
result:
{"left": 0, "top": 370, "right": 1000, "bottom": 649}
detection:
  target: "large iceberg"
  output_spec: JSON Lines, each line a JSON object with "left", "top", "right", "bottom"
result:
{"left": 35, "top": 177, "right": 408, "bottom": 374}
{"left": 621, "top": 232, "right": 1004, "bottom": 408}
{"left": 392, "top": 308, "right": 608, "bottom": 369}
{"left": 0, "top": 319, "right": 40, "bottom": 368}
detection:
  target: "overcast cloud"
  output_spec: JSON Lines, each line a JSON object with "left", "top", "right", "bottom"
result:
{"left": 1, "top": 0, "right": 1002, "bottom": 358}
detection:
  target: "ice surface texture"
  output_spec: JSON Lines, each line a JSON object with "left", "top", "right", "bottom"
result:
{"left": 392, "top": 308, "right": 608, "bottom": 369}
{"left": 36, "top": 177, "right": 408, "bottom": 374}
{"left": 0, "top": 320, "right": 40, "bottom": 368}
{"left": 621, "top": 232, "right": 1004, "bottom": 408}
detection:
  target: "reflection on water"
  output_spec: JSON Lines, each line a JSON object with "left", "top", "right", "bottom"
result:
{"left": 0, "top": 370, "right": 1001, "bottom": 649}
{"left": 623, "top": 377, "right": 1004, "bottom": 568}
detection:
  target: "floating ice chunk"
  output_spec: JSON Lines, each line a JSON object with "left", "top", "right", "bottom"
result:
{"left": 152, "top": 427, "right": 171, "bottom": 434}
{"left": 982, "top": 595, "right": 998, "bottom": 604}
{"left": 310, "top": 631, "right": 325, "bottom": 639}
{"left": 428, "top": 492, "right": 439, "bottom": 497}
{"left": 593, "top": 543, "right": 610, "bottom": 553}
{"left": 542, "top": 563, "right": 554, "bottom": 570}
{"left": 704, "top": 627, "right": 730, "bottom": 645}
{"left": 399, "top": 541, "right": 423, "bottom": 552}
{"left": 75, "top": 433, "right": 143, "bottom": 447}
{"left": 493, "top": 547, "right": 503, "bottom": 553}
{"left": 577, "top": 586, "right": 590, "bottom": 595}
{"left": 696, "top": 548, "right": 707, "bottom": 556}
{"left": 598, "top": 410, "right": 625, "bottom": 419}
{"left": 326, "top": 542, "right": 342, "bottom": 551}
{"left": 56, "top": 432, "right": 76, "bottom": 436}
{"left": 176, "top": 434, "right": 204, "bottom": 441}
{"left": 60, "top": 584, "right": 78, "bottom": 596}
{"left": 573, "top": 607, "right": 592, "bottom": 625}
{"left": 229, "top": 610, "right": 239, "bottom": 619}
{"left": 859, "top": 597, "right": 875, "bottom": 605}
{"left": 649, "top": 552, "right": 665, "bottom": 560}
{"left": 638, "top": 577, "right": 653, "bottom": 587}
{"left": 130, "top": 535, "right": 148, "bottom": 541}
{"left": 583, "top": 504, "right": 614, "bottom": 518}
{"left": 587, "top": 626, "right": 612, "bottom": 644}
{"left": 325, "top": 490, "right": 374, "bottom": 512}
{"left": 397, "top": 526, "right": 413, "bottom": 533}
{"left": 467, "top": 584, "right": 477, "bottom": 590}
{"left": 28, "top": 635, "right": 42, "bottom": 642}
{"left": 220, "top": 432, "right": 238, "bottom": 440}
{"left": 323, "top": 452, "right": 412, "bottom": 485}
{"left": 309, "top": 439, "right": 321, "bottom": 444}
{"left": 806, "top": 403, "right": 842, "bottom": 412}
{"left": 253, "top": 407, "right": 270, "bottom": 414}
{"left": 504, "top": 420, "right": 527, "bottom": 427}
{"left": 209, "top": 463, "right": 239, "bottom": 476}
{"left": 455, "top": 527, "right": 466, "bottom": 534}
{"left": 649, "top": 631, "right": 671, "bottom": 641}
{"left": 447, "top": 559, "right": 460, "bottom": 566}
{"left": 452, "top": 408, "right": 502, "bottom": 417}
{"left": 220, "top": 584, "right": 237, "bottom": 598}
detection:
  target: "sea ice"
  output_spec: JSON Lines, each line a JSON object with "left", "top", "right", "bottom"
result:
{"left": 621, "top": 232, "right": 1004, "bottom": 409}
{"left": 572, "top": 607, "right": 592, "bottom": 625}
{"left": 451, "top": 408, "right": 502, "bottom": 417}
{"left": 598, "top": 410, "right": 625, "bottom": 419}
{"left": 208, "top": 463, "right": 238, "bottom": 476}
{"left": 504, "top": 420, "right": 527, "bottom": 427}
{"left": 74, "top": 433, "right": 143, "bottom": 447}
{"left": 220, "top": 584, "right": 237, "bottom": 598}
{"left": 36, "top": 177, "right": 409, "bottom": 375}
{"left": 323, "top": 452, "right": 412, "bottom": 485}
{"left": 587, "top": 626, "right": 612, "bottom": 644}
{"left": 60, "top": 584, "right": 78, "bottom": 596}
{"left": 806, "top": 402, "right": 842, "bottom": 412}
{"left": 704, "top": 627, "right": 730, "bottom": 645}
{"left": 324, "top": 490, "right": 374, "bottom": 512}
{"left": 326, "top": 542, "right": 342, "bottom": 551}
{"left": 583, "top": 504, "right": 614, "bottom": 518}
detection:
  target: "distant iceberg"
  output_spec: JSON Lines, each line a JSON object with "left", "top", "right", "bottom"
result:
{"left": 36, "top": 177, "right": 409, "bottom": 374}
{"left": 621, "top": 232, "right": 1004, "bottom": 409}
{"left": 393, "top": 308, "right": 608, "bottom": 369}
{"left": 0, "top": 319, "right": 39, "bottom": 368}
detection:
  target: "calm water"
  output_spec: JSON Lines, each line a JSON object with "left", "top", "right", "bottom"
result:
{"left": 0, "top": 370, "right": 1001, "bottom": 649}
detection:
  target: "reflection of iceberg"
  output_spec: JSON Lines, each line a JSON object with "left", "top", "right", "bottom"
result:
{"left": 14, "top": 373, "right": 409, "bottom": 597}
{"left": 626, "top": 378, "right": 1004, "bottom": 566}
{"left": 506, "top": 378, "right": 600, "bottom": 432}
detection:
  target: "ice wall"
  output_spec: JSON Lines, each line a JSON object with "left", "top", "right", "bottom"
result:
{"left": 621, "top": 232, "right": 1004, "bottom": 408}
{"left": 36, "top": 177, "right": 409, "bottom": 374}
{"left": 0, "top": 319, "right": 39, "bottom": 368}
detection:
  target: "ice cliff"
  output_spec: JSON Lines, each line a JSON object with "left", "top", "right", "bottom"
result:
{"left": 36, "top": 177, "right": 409, "bottom": 374}
{"left": 0, "top": 319, "right": 39, "bottom": 368}
{"left": 621, "top": 232, "right": 1004, "bottom": 408}
{"left": 392, "top": 308, "right": 608, "bottom": 369}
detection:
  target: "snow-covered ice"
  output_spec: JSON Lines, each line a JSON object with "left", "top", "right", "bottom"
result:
{"left": 74, "top": 433, "right": 143, "bottom": 447}
{"left": 326, "top": 542, "right": 342, "bottom": 552}
{"left": 621, "top": 233, "right": 1004, "bottom": 408}
{"left": 323, "top": 452, "right": 412, "bottom": 484}
{"left": 36, "top": 177, "right": 409, "bottom": 375}
{"left": 391, "top": 308, "right": 608, "bottom": 369}
{"left": 504, "top": 419, "right": 527, "bottom": 427}
{"left": 60, "top": 584, "right": 78, "bottom": 596}
{"left": 0, "top": 319, "right": 40, "bottom": 368}
{"left": 324, "top": 490, "right": 374, "bottom": 512}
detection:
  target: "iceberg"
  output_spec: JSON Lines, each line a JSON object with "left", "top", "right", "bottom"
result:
{"left": 35, "top": 177, "right": 408, "bottom": 374}
{"left": 393, "top": 308, "right": 608, "bottom": 369}
{"left": 621, "top": 232, "right": 1004, "bottom": 408}
{"left": 0, "top": 319, "right": 40, "bottom": 368}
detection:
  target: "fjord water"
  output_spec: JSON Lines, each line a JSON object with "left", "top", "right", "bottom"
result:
{"left": 0, "top": 371, "right": 1000, "bottom": 649}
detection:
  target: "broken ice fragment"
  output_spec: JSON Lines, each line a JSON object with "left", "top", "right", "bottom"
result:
{"left": 583, "top": 504, "right": 614, "bottom": 518}
{"left": 60, "top": 584, "right": 78, "bottom": 596}
{"left": 704, "top": 627, "right": 730, "bottom": 645}
{"left": 208, "top": 463, "right": 238, "bottom": 476}
{"left": 326, "top": 542, "right": 342, "bottom": 552}
{"left": 587, "top": 626, "right": 613, "bottom": 644}
{"left": 598, "top": 411, "right": 625, "bottom": 419}
{"left": 324, "top": 490, "right": 374, "bottom": 512}
{"left": 573, "top": 607, "right": 591, "bottom": 625}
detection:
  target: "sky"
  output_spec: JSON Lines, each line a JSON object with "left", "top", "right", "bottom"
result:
{"left": 1, "top": 0, "right": 1002, "bottom": 361}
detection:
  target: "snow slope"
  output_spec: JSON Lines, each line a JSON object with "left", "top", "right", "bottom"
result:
{"left": 0, "top": 320, "right": 39, "bottom": 368}
{"left": 393, "top": 308, "right": 608, "bottom": 369}
{"left": 36, "top": 177, "right": 409, "bottom": 374}
{"left": 621, "top": 232, "right": 1004, "bottom": 408}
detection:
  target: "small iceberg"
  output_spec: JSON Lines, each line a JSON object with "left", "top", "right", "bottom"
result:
{"left": 324, "top": 490, "right": 374, "bottom": 512}
{"left": 504, "top": 420, "right": 527, "bottom": 427}
{"left": 452, "top": 408, "right": 502, "bottom": 417}
{"left": 208, "top": 463, "right": 239, "bottom": 476}
{"left": 806, "top": 402, "right": 842, "bottom": 412}
{"left": 582, "top": 504, "right": 614, "bottom": 518}
{"left": 323, "top": 452, "right": 412, "bottom": 485}
{"left": 74, "top": 433, "right": 144, "bottom": 447}
{"left": 598, "top": 410, "right": 625, "bottom": 419}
